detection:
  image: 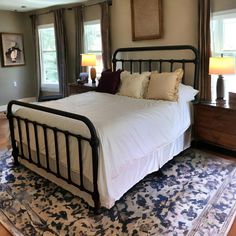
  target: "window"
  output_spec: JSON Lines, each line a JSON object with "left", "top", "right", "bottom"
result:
{"left": 38, "top": 24, "right": 59, "bottom": 92}
{"left": 84, "top": 20, "right": 103, "bottom": 78}
{"left": 211, "top": 9, "right": 236, "bottom": 100}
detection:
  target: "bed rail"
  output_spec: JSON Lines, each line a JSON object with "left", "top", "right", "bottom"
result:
{"left": 7, "top": 100, "right": 100, "bottom": 211}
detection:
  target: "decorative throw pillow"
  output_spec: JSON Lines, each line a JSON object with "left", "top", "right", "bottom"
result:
{"left": 118, "top": 71, "right": 151, "bottom": 99}
{"left": 146, "top": 69, "right": 184, "bottom": 101}
{"left": 96, "top": 69, "right": 122, "bottom": 94}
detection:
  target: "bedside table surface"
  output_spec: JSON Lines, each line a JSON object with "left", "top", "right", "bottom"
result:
{"left": 197, "top": 100, "right": 236, "bottom": 110}
{"left": 82, "top": 82, "right": 97, "bottom": 88}
{"left": 69, "top": 81, "right": 98, "bottom": 87}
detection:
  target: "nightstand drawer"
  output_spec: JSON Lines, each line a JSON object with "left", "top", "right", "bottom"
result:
{"left": 196, "top": 126, "right": 236, "bottom": 151}
{"left": 195, "top": 105, "right": 236, "bottom": 135}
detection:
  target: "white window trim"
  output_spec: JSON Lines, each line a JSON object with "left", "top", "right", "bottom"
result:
{"left": 38, "top": 23, "right": 59, "bottom": 91}
{"left": 84, "top": 20, "right": 103, "bottom": 78}
{"left": 212, "top": 9, "right": 236, "bottom": 54}
{"left": 212, "top": 9, "right": 236, "bottom": 18}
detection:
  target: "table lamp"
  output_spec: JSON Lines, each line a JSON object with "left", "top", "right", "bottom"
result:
{"left": 209, "top": 55, "right": 235, "bottom": 101}
{"left": 81, "top": 54, "right": 97, "bottom": 83}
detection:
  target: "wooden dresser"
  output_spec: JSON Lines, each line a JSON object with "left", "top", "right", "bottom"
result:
{"left": 194, "top": 101, "right": 236, "bottom": 151}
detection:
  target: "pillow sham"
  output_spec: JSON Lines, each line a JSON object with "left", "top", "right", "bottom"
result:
{"left": 146, "top": 69, "right": 184, "bottom": 101}
{"left": 96, "top": 69, "right": 122, "bottom": 94}
{"left": 118, "top": 71, "right": 151, "bottom": 99}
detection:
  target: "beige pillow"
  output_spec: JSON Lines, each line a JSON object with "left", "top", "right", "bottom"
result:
{"left": 118, "top": 71, "right": 151, "bottom": 98}
{"left": 146, "top": 69, "right": 184, "bottom": 101}
{"left": 174, "top": 68, "right": 184, "bottom": 82}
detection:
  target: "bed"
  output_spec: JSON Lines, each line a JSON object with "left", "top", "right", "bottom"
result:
{"left": 7, "top": 45, "right": 199, "bottom": 211}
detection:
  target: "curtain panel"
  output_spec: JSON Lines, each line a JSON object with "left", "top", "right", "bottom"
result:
{"left": 198, "top": 0, "right": 211, "bottom": 100}
{"left": 100, "top": 1, "right": 112, "bottom": 70}
{"left": 74, "top": 6, "right": 84, "bottom": 79}
{"left": 29, "top": 14, "right": 42, "bottom": 101}
{"left": 54, "top": 9, "right": 68, "bottom": 97}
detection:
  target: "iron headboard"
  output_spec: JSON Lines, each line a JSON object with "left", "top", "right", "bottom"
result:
{"left": 112, "top": 45, "right": 199, "bottom": 89}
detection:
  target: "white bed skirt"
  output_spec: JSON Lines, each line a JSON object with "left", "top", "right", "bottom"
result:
{"left": 19, "top": 126, "right": 192, "bottom": 209}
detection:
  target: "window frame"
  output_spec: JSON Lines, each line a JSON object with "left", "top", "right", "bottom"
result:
{"left": 211, "top": 9, "right": 236, "bottom": 99}
{"left": 38, "top": 23, "right": 59, "bottom": 92}
{"left": 212, "top": 9, "right": 236, "bottom": 55}
{"left": 84, "top": 20, "right": 103, "bottom": 77}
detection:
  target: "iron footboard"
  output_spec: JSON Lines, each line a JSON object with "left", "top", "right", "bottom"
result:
{"left": 7, "top": 100, "right": 100, "bottom": 211}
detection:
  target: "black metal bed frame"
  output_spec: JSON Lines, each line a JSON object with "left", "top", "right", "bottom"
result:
{"left": 7, "top": 45, "right": 199, "bottom": 212}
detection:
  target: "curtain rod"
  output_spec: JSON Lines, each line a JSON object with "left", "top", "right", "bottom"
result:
{"left": 30, "top": 0, "right": 111, "bottom": 17}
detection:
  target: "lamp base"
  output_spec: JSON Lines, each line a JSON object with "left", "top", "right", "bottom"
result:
{"left": 216, "top": 75, "right": 225, "bottom": 100}
{"left": 90, "top": 67, "right": 96, "bottom": 84}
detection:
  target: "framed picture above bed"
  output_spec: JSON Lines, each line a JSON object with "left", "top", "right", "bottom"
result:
{"left": 0, "top": 33, "right": 25, "bottom": 67}
{"left": 131, "top": 0, "right": 163, "bottom": 41}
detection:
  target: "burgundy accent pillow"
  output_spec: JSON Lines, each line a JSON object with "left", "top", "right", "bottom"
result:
{"left": 96, "top": 69, "right": 122, "bottom": 94}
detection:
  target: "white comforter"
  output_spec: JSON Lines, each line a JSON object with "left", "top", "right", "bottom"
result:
{"left": 15, "top": 92, "right": 191, "bottom": 208}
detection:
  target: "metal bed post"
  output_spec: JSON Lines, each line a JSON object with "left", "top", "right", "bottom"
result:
{"left": 7, "top": 100, "right": 101, "bottom": 211}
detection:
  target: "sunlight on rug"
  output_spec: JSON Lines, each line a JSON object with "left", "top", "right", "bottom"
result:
{"left": 0, "top": 148, "right": 236, "bottom": 236}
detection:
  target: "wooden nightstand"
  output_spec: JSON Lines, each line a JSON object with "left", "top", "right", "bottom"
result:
{"left": 194, "top": 101, "right": 236, "bottom": 151}
{"left": 68, "top": 82, "right": 97, "bottom": 95}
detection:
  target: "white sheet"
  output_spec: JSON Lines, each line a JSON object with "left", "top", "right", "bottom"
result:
{"left": 15, "top": 92, "right": 192, "bottom": 208}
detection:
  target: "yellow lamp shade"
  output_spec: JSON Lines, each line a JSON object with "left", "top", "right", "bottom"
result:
{"left": 209, "top": 57, "right": 235, "bottom": 75}
{"left": 81, "top": 54, "right": 96, "bottom": 67}
{"left": 81, "top": 54, "right": 97, "bottom": 83}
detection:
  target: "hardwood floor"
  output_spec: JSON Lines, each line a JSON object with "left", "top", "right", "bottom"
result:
{"left": 228, "top": 218, "right": 236, "bottom": 236}
{"left": 197, "top": 145, "right": 236, "bottom": 236}
{"left": 0, "top": 224, "right": 11, "bottom": 236}
{"left": 0, "top": 112, "right": 10, "bottom": 150}
{"left": 0, "top": 117, "right": 235, "bottom": 235}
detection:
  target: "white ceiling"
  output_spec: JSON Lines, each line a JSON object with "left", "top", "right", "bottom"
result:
{"left": 0, "top": 0, "right": 87, "bottom": 12}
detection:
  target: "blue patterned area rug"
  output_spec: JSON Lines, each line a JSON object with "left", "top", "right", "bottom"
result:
{"left": 0, "top": 148, "right": 236, "bottom": 236}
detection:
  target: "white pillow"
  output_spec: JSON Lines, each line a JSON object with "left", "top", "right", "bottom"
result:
{"left": 118, "top": 71, "right": 151, "bottom": 98}
{"left": 178, "top": 83, "right": 199, "bottom": 102}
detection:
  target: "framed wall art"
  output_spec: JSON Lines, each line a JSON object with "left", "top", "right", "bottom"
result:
{"left": 131, "top": 0, "right": 163, "bottom": 41}
{"left": 0, "top": 33, "right": 25, "bottom": 67}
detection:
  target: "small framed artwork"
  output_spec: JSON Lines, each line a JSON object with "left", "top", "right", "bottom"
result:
{"left": 0, "top": 33, "right": 25, "bottom": 67}
{"left": 131, "top": 0, "right": 163, "bottom": 41}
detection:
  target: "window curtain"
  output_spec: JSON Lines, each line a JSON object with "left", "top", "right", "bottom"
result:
{"left": 30, "top": 14, "right": 42, "bottom": 101}
{"left": 198, "top": 0, "right": 211, "bottom": 100}
{"left": 74, "top": 6, "right": 84, "bottom": 79}
{"left": 100, "top": 1, "right": 112, "bottom": 70}
{"left": 53, "top": 9, "right": 68, "bottom": 97}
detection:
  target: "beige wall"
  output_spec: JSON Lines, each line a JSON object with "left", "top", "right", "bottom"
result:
{"left": 110, "top": 0, "right": 198, "bottom": 52}
{"left": 0, "top": 10, "right": 36, "bottom": 106}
